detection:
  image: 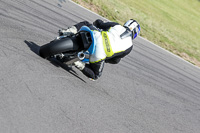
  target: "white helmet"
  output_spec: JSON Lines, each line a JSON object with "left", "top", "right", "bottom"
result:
{"left": 124, "top": 19, "right": 140, "bottom": 39}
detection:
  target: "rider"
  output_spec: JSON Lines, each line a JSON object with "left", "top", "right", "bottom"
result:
{"left": 59, "top": 19, "right": 140, "bottom": 81}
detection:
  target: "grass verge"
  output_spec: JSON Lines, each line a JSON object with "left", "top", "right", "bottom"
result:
{"left": 73, "top": 0, "right": 200, "bottom": 67}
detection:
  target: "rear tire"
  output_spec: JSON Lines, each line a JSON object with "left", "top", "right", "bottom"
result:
{"left": 39, "top": 37, "right": 80, "bottom": 58}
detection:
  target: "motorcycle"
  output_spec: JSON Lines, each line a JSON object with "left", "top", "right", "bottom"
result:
{"left": 39, "top": 26, "right": 96, "bottom": 66}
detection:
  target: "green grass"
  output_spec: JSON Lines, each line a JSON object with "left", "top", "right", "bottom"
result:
{"left": 73, "top": 0, "right": 200, "bottom": 66}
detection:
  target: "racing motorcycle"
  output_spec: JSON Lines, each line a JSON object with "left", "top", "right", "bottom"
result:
{"left": 39, "top": 26, "right": 96, "bottom": 65}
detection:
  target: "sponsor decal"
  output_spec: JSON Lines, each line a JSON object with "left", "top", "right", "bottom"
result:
{"left": 102, "top": 32, "right": 111, "bottom": 52}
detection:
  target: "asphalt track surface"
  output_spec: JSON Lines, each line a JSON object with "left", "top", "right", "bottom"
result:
{"left": 0, "top": 0, "right": 200, "bottom": 133}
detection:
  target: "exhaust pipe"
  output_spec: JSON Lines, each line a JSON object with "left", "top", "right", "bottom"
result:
{"left": 78, "top": 52, "right": 85, "bottom": 60}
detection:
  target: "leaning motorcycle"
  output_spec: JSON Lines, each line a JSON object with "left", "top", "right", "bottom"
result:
{"left": 39, "top": 26, "right": 96, "bottom": 65}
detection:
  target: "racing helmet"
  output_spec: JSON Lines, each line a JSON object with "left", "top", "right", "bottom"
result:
{"left": 123, "top": 19, "right": 140, "bottom": 39}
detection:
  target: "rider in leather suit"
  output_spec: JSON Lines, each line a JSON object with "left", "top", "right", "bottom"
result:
{"left": 59, "top": 19, "right": 140, "bottom": 81}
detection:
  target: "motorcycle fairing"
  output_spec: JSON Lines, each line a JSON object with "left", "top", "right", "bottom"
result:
{"left": 79, "top": 26, "right": 96, "bottom": 55}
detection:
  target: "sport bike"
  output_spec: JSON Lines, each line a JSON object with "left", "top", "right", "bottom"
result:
{"left": 39, "top": 26, "right": 96, "bottom": 65}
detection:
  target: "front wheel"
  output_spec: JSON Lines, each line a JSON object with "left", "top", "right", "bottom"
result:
{"left": 39, "top": 37, "right": 80, "bottom": 58}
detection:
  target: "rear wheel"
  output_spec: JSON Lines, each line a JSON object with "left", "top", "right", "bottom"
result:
{"left": 39, "top": 37, "right": 80, "bottom": 58}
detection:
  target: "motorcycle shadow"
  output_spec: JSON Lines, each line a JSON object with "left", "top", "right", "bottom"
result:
{"left": 24, "top": 40, "right": 86, "bottom": 83}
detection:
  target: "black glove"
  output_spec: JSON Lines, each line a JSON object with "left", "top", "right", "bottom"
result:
{"left": 93, "top": 19, "right": 103, "bottom": 27}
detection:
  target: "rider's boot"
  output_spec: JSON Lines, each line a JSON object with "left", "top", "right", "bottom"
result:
{"left": 74, "top": 61, "right": 85, "bottom": 70}
{"left": 59, "top": 26, "right": 78, "bottom": 36}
